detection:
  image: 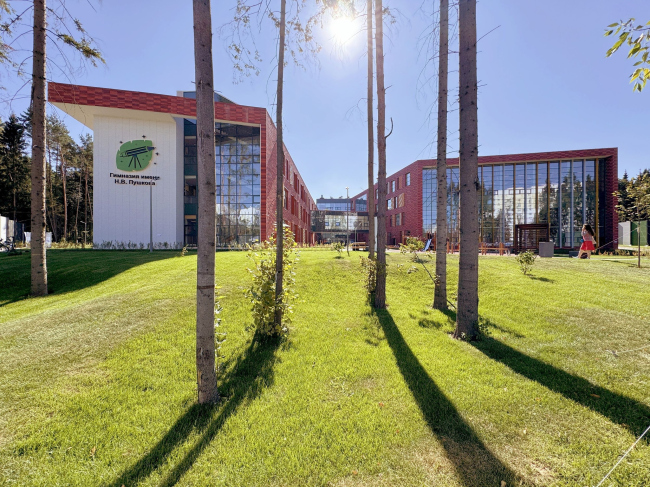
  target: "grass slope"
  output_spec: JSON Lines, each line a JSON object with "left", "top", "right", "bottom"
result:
{"left": 0, "top": 250, "right": 648, "bottom": 486}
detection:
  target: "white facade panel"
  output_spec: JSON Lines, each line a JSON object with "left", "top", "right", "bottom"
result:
{"left": 93, "top": 115, "right": 183, "bottom": 248}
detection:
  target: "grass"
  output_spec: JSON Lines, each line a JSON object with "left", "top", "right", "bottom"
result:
{"left": 0, "top": 249, "right": 649, "bottom": 486}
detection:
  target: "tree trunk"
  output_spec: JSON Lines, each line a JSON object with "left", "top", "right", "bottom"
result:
{"left": 274, "top": 0, "right": 287, "bottom": 328}
{"left": 74, "top": 170, "right": 81, "bottom": 242}
{"left": 61, "top": 156, "right": 67, "bottom": 241}
{"left": 193, "top": 0, "right": 219, "bottom": 404}
{"left": 374, "top": 0, "right": 387, "bottom": 309}
{"left": 366, "top": 0, "right": 375, "bottom": 260}
{"left": 433, "top": 0, "right": 449, "bottom": 310}
{"left": 454, "top": 0, "right": 479, "bottom": 340}
{"left": 30, "top": 0, "right": 48, "bottom": 296}
{"left": 84, "top": 162, "right": 89, "bottom": 246}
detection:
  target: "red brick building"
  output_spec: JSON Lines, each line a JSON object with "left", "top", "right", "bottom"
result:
{"left": 352, "top": 148, "right": 618, "bottom": 250}
{"left": 49, "top": 82, "right": 316, "bottom": 248}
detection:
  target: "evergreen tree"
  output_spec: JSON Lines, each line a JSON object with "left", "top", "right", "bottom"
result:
{"left": 0, "top": 115, "right": 31, "bottom": 236}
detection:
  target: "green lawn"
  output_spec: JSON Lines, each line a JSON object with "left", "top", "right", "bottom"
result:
{"left": 0, "top": 249, "right": 649, "bottom": 486}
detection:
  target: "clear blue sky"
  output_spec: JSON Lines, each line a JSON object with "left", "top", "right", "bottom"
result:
{"left": 3, "top": 0, "right": 649, "bottom": 199}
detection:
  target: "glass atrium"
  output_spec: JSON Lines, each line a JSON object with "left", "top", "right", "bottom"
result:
{"left": 184, "top": 120, "right": 261, "bottom": 247}
{"left": 422, "top": 159, "right": 607, "bottom": 247}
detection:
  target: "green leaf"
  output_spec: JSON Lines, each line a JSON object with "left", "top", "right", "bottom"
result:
{"left": 607, "top": 23, "right": 619, "bottom": 28}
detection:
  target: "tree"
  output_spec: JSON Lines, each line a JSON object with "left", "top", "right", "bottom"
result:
{"left": 616, "top": 170, "right": 649, "bottom": 222}
{"left": 366, "top": 0, "right": 375, "bottom": 260}
{"left": 0, "top": 115, "right": 30, "bottom": 238}
{"left": 373, "top": 0, "right": 387, "bottom": 309}
{"left": 605, "top": 19, "right": 650, "bottom": 92}
{"left": 618, "top": 172, "right": 650, "bottom": 268}
{"left": 0, "top": 1, "right": 104, "bottom": 295}
{"left": 274, "top": 0, "right": 287, "bottom": 328}
{"left": 223, "top": 0, "right": 320, "bottom": 331}
{"left": 454, "top": 0, "right": 479, "bottom": 340}
{"left": 433, "top": 0, "right": 449, "bottom": 311}
{"left": 31, "top": 0, "right": 48, "bottom": 296}
{"left": 193, "top": 0, "right": 219, "bottom": 404}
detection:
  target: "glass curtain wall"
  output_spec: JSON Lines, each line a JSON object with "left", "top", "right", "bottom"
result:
{"left": 525, "top": 163, "right": 537, "bottom": 223}
{"left": 515, "top": 164, "right": 525, "bottom": 225}
{"left": 447, "top": 167, "right": 460, "bottom": 244}
{"left": 422, "top": 159, "right": 599, "bottom": 248}
{"left": 422, "top": 168, "right": 437, "bottom": 237}
{"left": 184, "top": 120, "right": 261, "bottom": 247}
{"left": 493, "top": 165, "right": 504, "bottom": 242}
{"left": 481, "top": 166, "right": 494, "bottom": 242}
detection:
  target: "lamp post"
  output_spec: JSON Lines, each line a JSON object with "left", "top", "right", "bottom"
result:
{"left": 346, "top": 186, "right": 350, "bottom": 255}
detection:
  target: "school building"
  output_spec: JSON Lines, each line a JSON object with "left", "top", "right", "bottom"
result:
{"left": 48, "top": 82, "right": 316, "bottom": 249}
{"left": 351, "top": 149, "right": 619, "bottom": 250}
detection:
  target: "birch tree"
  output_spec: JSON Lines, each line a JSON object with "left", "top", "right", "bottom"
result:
{"left": 193, "top": 0, "right": 219, "bottom": 404}
{"left": 454, "top": 0, "right": 479, "bottom": 339}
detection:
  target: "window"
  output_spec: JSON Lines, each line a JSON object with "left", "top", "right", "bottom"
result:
{"left": 388, "top": 199, "right": 393, "bottom": 210}
{"left": 284, "top": 188, "right": 289, "bottom": 210}
{"left": 396, "top": 178, "right": 400, "bottom": 191}
{"left": 398, "top": 194, "right": 405, "bottom": 208}
{"left": 395, "top": 213, "right": 401, "bottom": 226}
{"left": 391, "top": 180, "right": 396, "bottom": 193}
{"left": 406, "top": 173, "right": 411, "bottom": 186}
{"left": 375, "top": 189, "right": 378, "bottom": 199}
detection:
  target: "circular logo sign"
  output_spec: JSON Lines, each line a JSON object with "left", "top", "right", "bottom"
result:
{"left": 116, "top": 140, "right": 156, "bottom": 172}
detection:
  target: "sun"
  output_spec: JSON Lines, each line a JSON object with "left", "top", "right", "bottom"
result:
{"left": 330, "top": 15, "right": 358, "bottom": 46}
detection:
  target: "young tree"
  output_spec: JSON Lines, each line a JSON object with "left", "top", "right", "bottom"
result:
{"left": 373, "top": 0, "right": 387, "bottom": 309}
{"left": 453, "top": 0, "right": 479, "bottom": 340}
{"left": 366, "top": 0, "right": 375, "bottom": 260}
{"left": 222, "top": 0, "right": 320, "bottom": 331}
{"left": 433, "top": 0, "right": 449, "bottom": 310}
{"left": 605, "top": 19, "right": 650, "bottom": 92}
{"left": 274, "top": 0, "right": 287, "bottom": 328}
{"left": 193, "top": 0, "right": 219, "bottom": 404}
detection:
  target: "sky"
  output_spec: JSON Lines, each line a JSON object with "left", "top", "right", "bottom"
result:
{"left": 2, "top": 0, "right": 649, "bottom": 200}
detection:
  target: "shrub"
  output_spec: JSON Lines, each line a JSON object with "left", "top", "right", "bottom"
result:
{"left": 515, "top": 250, "right": 537, "bottom": 275}
{"left": 360, "top": 256, "right": 377, "bottom": 295}
{"left": 246, "top": 226, "right": 298, "bottom": 337}
{"left": 331, "top": 241, "right": 344, "bottom": 255}
{"left": 399, "top": 237, "right": 425, "bottom": 262}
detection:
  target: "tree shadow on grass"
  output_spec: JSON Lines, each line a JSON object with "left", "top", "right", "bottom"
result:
{"left": 471, "top": 335, "right": 650, "bottom": 437}
{"left": 0, "top": 250, "right": 178, "bottom": 307}
{"left": 374, "top": 309, "right": 519, "bottom": 486}
{"left": 527, "top": 275, "right": 555, "bottom": 283}
{"left": 105, "top": 334, "right": 281, "bottom": 487}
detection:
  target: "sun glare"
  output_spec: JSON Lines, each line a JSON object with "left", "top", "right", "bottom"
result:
{"left": 330, "top": 16, "right": 358, "bottom": 46}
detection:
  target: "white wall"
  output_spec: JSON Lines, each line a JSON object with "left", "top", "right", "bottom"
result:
{"left": 93, "top": 115, "right": 183, "bottom": 248}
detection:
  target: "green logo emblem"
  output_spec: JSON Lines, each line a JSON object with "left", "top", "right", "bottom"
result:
{"left": 116, "top": 140, "right": 155, "bottom": 171}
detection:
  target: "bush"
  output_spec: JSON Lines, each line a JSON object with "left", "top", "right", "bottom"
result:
{"left": 360, "top": 256, "right": 377, "bottom": 295}
{"left": 246, "top": 226, "right": 298, "bottom": 337}
{"left": 399, "top": 237, "right": 425, "bottom": 262}
{"left": 331, "top": 241, "right": 344, "bottom": 255}
{"left": 515, "top": 250, "right": 537, "bottom": 275}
